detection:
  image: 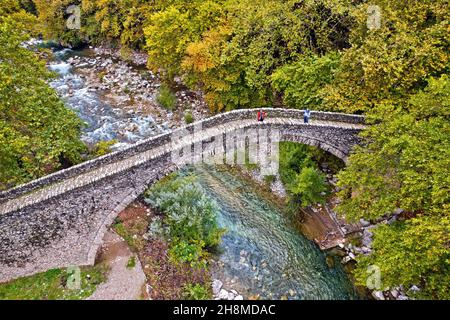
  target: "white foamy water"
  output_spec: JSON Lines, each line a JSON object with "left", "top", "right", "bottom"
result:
{"left": 44, "top": 44, "right": 169, "bottom": 148}
{"left": 49, "top": 62, "right": 72, "bottom": 76}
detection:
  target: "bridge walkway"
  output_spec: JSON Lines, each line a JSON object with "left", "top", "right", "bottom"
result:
{"left": 0, "top": 117, "right": 365, "bottom": 216}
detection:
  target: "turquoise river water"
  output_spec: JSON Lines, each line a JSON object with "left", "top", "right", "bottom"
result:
{"left": 192, "top": 166, "right": 359, "bottom": 300}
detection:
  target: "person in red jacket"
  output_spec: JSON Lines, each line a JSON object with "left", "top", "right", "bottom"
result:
{"left": 257, "top": 110, "right": 267, "bottom": 122}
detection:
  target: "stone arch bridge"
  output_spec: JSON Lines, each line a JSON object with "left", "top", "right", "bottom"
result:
{"left": 0, "top": 108, "right": 365, "bottom": 282}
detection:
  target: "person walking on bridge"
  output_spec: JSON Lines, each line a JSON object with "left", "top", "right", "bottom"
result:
{"left": 257, "top": 109, "right": 267, "bottom": 122}
{"left": 304, "top": 108, "right": 311, "bottom": 123}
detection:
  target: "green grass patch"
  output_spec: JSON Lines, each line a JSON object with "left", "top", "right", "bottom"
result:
{"left": 113, "top": 222, "right": 135, "bottom": 247}
{"left": 156, "top": 84, "right": 177, "bottom": 110}
{"left": 113, "top": 218, "right": 148, "bottom": 252}
{"left": 0, "top": 265, "right": 108, "bottom": 300}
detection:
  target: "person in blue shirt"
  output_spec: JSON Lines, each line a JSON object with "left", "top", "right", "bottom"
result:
{"left": 304, "top": 109, "right": 311, "bottom": 123}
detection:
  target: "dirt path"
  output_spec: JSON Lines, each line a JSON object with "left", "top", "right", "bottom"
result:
{"left": 87, "top": 230, "right": 146, "bottom": 300}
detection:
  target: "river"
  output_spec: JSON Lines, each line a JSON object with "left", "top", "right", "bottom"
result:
{"left": 193, "top": 166, "right": 358, "bottom": 300}
{"left": 44, "top": 43, "right": 170, "bottom": 150}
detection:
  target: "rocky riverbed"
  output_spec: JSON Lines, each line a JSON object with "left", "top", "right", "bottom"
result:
{"left": 43, "top": 43, "right": 210, "bottom": 149}
{"left": 66, "top": 47, "right": 209, "bottom": 127}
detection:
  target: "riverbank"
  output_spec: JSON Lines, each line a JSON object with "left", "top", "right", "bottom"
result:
{"left": 111, "top": 202, "right": 211, "bottom": 300}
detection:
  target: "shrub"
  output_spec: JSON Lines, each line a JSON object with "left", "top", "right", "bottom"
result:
{"left": 279, "top": 142, "right": 316, "bottom": 188}
{"left": 168, "top": 240, "right": 208, "bottom": 269}
{"left": 91, "top": 140, "right": 117, "bottom": 157}
{"left": 156, "top": 84, "right": 177, "bottom": 110}
{"left": 144, "top": 174, "right": 225, "bottom": 266}
{"left": 182, "top": 283, "right": 211, "bottom": 300}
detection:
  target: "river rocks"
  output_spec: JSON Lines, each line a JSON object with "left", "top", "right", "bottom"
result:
{"left": 361, "top": 246, "right": 372, "bottom": 254}
{"left": 341, "top": 256, "right": 353, "bottom": 264}
{"left": 361, "top": 227, "right": 374, "bottom": 248}
{"left": 374, "top": 287, "right": 409, "bottom": 301}
{"left": 372, "top": 291, "right": 385, "bottom": 300}
{"left": 410, "top": 285, "right": 420, "bottom": 293}
{"left": 390, "top": 289, "right": 399, "bottom": 298}
{"left": 65, "top": 45, "right": 209, "bottom": 130}
{"left": 387, "top": 216, "right": 398, "bottom": 224}
{"left": 359, "top": 218, "right": 371, "bottom": 227}
{"left": 212, "top": 279, "right": 245, "bottom": 300}
{"left": 218, "top": 289, "right": 229, "bottom": 300}
{"left": 216, "top": 287, "right": 245, "bottom": 300}
{"left": 212, "top": 279, "right": 223, "bottom": 296}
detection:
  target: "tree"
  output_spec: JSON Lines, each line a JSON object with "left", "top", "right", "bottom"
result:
{"left": 354, "top": 215, "right": 450, "bottom": 300}
{"left": 290, "top": 167, "right": 329, "bottom": 207}
{"left": 0, "top": 16, "right": 85, "bottom": 190}
{"left": 182, "top": 24, "right": 258, "bottom": 112}
{"left": 271, "top": 52, "right": 341, "bottom": 109}
{"left": 323, "top": 0, "right": 449, "bottom": 113}
{"left": 0, "top": 0, "right": 37, "bottom": 32}
{"left": 181, "top": 0, "right": 352, "bottom": 111}
{"left": 34, "top": 0, "right": 86, "bottom": 47}
{"left": 279, "top": 142, "right": 316, "bottom": 188}
{"left": 337, "top": 75, "right": 450, "bottom": 222}
{"left": 144, "top": 1, "right": 225, "bottom": 80}
{"left": 330, "top": 0, "right": 449, "bottom": 299}
{"left": 337, "top": 75, "right": 449, "bottom": 298}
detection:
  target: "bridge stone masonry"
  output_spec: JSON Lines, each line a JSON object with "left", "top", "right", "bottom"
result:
{"left": 0, "top": 108, "right": 365, "bottom": 282}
